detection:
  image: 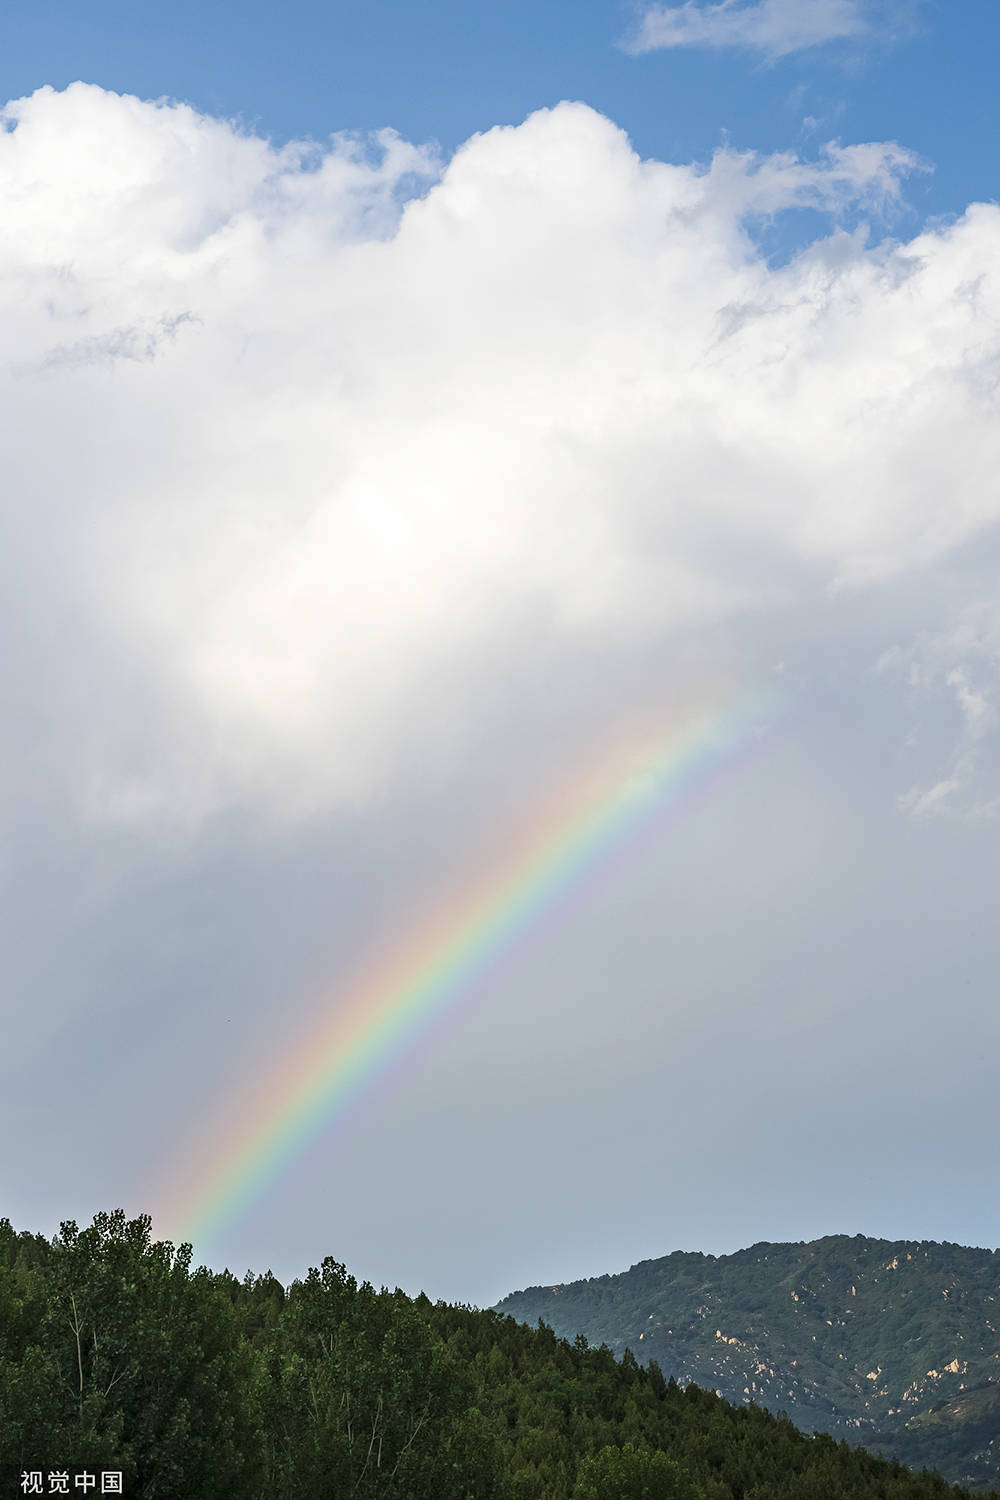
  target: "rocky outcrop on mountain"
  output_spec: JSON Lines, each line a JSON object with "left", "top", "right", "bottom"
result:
{"left": 496, "top": 1234, "right": 1000, "bottom": 1490}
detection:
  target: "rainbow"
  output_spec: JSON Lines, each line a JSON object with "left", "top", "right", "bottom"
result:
{"left": 161, "top": 690, "right": 777, "bottom": 1249}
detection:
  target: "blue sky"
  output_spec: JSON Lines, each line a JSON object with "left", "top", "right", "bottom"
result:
{"left": 3, "top": 0, "right": 997, "bottom": 224}
{"left": 2, "top": 1, "right": 1000, "bottom": 1303}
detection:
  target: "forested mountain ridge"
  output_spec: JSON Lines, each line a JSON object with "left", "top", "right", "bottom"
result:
{"left": 2, "top": 1213, "right": 997, "bottom": 1499}
{"left": 495, "top": 1234, "right": 1000, "bottom": 1490}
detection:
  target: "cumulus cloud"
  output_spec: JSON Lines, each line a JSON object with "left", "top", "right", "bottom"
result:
{"left": 622, "top": 0, "right": 872, "bottom": 58}
{"left": 2, "top": 83, "right": 1000, "bottom": 830}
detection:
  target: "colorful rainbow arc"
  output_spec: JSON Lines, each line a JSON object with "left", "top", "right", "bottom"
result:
{"left": 161, "top": 691, "right": 776, "bottom": 1249}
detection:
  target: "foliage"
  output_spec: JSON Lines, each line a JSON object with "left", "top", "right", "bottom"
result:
{"left": 495, "top": 1233, "right": 1000, "bottom": 1489}
{"left": 867, "top": 1383, "right": 1000, "bottom": 1493}
{"left": 259, "top": 1256, "right": 500, "bottom": 1498}
{"left": 0, "top": 1211, "right": 262, "bottom": 1496}
{"left": 572, "top": 1442, "right": 705, "bottom": 1498}
{"left": 2, "top": 1213, "right": 998, "bottom": 1499}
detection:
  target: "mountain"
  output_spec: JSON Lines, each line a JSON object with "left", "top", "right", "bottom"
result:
{"left": 868, "top": 1382, "right": 1000, "bottom": 1492}
{"left": 495, "top": 1234, "right": 1000, "bottom": 1491}
{"left": 4, "top": 1213, "right": 998, "bottom": 1499}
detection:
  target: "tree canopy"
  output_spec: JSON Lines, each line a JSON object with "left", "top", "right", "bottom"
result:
{"left": 1, "top": 1213, "right": 996, "bottom": 1500}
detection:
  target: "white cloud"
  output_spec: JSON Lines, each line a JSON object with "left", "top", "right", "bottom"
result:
{"left": 623, "top": 0, "right": 871, "bottom": 58}
{"left": 881, "top": 603, "right": 1000, "bottom": 817}
{"left": 2, "top": 85, "right": 1000, "bottom": 830}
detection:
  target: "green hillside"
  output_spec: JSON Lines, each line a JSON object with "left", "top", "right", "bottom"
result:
{"left": 495, "top": 1235, "right": 1000, "bottom": 1490}
{"left": 868, "top": 1382, "right": 1000, "bottom": 1492}
{"left": 2, "top": 1213, "right": 996, "bottom": 1499}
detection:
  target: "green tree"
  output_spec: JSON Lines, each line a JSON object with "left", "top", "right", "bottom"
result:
{"left": 262, "top": 1256, "right": 503, "bottom": 1499}
{"left": 0, "top": 1210, "right": 264, "bottom": 1497}
{"left": 573, "top": 1442, "right": 704, "bottom": 1500}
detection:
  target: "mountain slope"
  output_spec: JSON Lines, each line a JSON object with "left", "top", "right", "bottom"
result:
{"left": 7, "top": 1213, "right": 996, "bottom": 1500}
{"left": 868, "top": 1382, "right": 1000, "bottom": 1492}
{"left": 495, "top": 1235, "right": 1000, "bottom": 1488}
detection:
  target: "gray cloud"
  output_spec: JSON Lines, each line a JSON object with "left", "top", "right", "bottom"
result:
{"left": 879, "top": 599, "right": 1000, "bottom": 819}
{"left": 29, "top": 313, "right": 199, "bottom": 374}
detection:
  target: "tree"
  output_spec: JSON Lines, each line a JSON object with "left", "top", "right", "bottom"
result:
{"left": 0, "top": 1210, "right": 265, "bottom": 1497}
{"left": 573, "top": 1443, "right": 705, "bottom": 1500}
{"left": 262, "top": 1256, "right": 503, "bottom": 1498}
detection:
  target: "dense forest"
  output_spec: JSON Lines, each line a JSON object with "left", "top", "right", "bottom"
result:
{"left": 1, "top": 1212, "right": 997, "bottom": 1499}
{"left": 495, "top": 1235, "right": 1000, "bottom": 1491}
